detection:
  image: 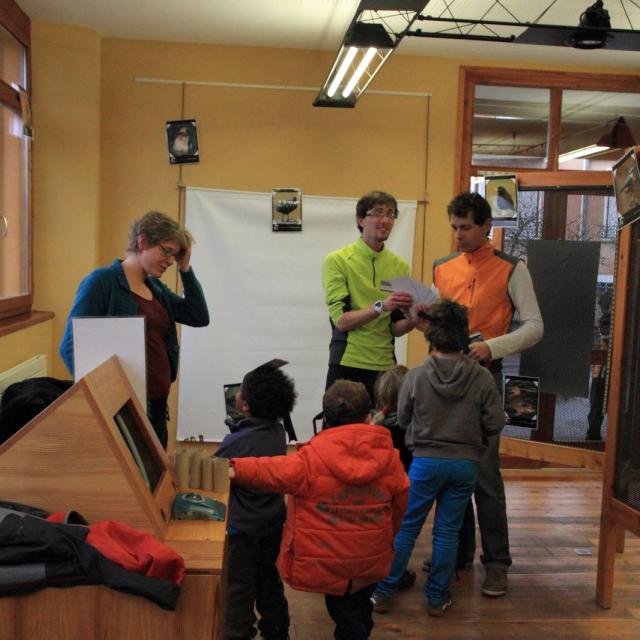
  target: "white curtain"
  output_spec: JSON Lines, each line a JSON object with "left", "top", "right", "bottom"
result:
{"left": 178, "top": 188, "right": 417, "bottom": 441}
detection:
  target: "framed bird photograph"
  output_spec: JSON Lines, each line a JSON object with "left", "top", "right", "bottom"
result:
{"left": 272, "top": 188, "right": 302, "bottom": 232}
{"left": 503, "top": 375, "right": 539, "bottom": 430}
{"left": 485, "top": 175, "right": 518, "bottom": 227}
{"left": 612, "top": 149, "right": 640, "bottom": 230}
{"left": 166, "top": 119, "right": 199, "bottom": 164}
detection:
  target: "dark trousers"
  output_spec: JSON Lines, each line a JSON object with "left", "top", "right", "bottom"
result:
{"left": 324, "top": 583, "right": 376, "bottom": 640}
{"left": 147, "top": 396, "right": 168, "bottom": 449}
{"left": 325, "top": 364, "right": 380, "bottom": 403}
{"left": 225, "top": 530, "right": 290, "bottom": 640}
{"left": 457, "top": 366, "right": 512, "bottom": 569}
{"left": 587, "top": 372, "right": 606, "bottom": 440}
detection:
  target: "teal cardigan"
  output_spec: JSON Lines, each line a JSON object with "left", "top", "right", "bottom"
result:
{"left": 60, "top": 259, "right": 209, "bottom": 381}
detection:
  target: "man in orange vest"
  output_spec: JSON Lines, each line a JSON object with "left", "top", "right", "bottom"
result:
{"left": 432, "top": 191, "right": 543, "bottom": 598}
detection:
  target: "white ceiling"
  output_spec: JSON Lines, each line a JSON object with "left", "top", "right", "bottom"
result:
{"left": 18, "top": 0, "right": 640, "bottom": 68}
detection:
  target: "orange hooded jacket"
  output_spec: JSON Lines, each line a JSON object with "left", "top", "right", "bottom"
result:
{"left": 231, "top": 423, "right": 409, "bottom": 596}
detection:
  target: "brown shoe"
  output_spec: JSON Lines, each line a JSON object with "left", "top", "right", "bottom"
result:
{"left": 482, "top": 567, "right": 507, "bottom": 597}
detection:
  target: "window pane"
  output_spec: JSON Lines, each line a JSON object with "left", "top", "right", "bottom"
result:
{"left": 560, "top": 90, "right": 640, "bottom": 169}
{"left": 473, "top": 85, "right": 549, "bottom": 169}
{"left": 0, "top": 103, "right": 29, "bottom": 299}
{"left": 0, "top": 23, "right": 26, "bottom": 89}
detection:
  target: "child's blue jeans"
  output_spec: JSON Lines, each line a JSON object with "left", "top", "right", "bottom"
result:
{"left": 376, "top": 456, "right": 478, "bottom": 606}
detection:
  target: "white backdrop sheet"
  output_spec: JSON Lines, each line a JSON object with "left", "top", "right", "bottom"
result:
{"left": 178, "top": 188, "right": 417, "bottom": 441}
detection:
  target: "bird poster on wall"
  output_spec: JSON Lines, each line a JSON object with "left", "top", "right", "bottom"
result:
{"left": 612, "top": 149, "right": 640, "bottom": 230}
{"left": 166, "top": 119, "right": 199, "bottom": 164}
{"left": 503, "top": 375, "right": 539, "bottom": 429}
{"left": 272, "top": 188, "right": 302, "bottom": 232}
{"left": 485, "top": 175, "right": 518, "bottom": 227}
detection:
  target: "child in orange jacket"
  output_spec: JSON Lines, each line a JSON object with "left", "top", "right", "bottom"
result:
{"left": 230, "top": 380, "right": 409, "bottom": 640}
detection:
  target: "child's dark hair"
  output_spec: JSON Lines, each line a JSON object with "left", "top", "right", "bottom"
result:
{"left": 374, "top": 365, "right": 409, "bottom": 411}
{"left": 425, "top": 298, "right": 470, "bottom": 353}
{"left": 241, "top": 366, "right": 297, "bottom": 420}
{"left": 322, "top": 380, "right": 370, "bottom": 428}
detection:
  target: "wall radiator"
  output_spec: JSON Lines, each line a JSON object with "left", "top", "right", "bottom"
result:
{"left": 0, "top": 355, "right": 48, "bottom": 404}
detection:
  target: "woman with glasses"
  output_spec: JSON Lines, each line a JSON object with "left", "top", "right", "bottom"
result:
{"left": 60, "top": 211, "right": 209, "bottom": 447}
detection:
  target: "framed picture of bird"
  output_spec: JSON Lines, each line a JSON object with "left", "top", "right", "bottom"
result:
{"left": 166, "top": 119, "right": 199, "bottom": 164}
{"left": 271, "top": 188, "right": 302, "bottom": 232}
{"left": 503, "top": 375, "right": 539, "bottom": 430}
{"left": 612, "top": 149, "right": 640, "bottom": 230}
{"left": 485, "top": 175, "right": 518, "bottom": 227}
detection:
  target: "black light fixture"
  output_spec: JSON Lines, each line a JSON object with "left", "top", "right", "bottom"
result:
{"left": 597, "top": 116, "right": 636, "bottom": 149}
{"left": 567, "top": 0, "right": 611, "bottom": 49}
{"left": 313, "top": 1, "right": 428, "bottom": 108}
{"left": 410, "top": 1, "right": 640, "bottom": 52}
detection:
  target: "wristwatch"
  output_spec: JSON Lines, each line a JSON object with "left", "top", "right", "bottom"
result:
{"left": 373, "top": 300, "right": 385, "bottom": 315}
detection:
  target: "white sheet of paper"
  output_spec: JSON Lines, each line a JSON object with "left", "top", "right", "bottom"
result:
{"left": 380, "top": 276, "right": 440, "bottom": 315}
{"left": 72, "top": 317, "right": 147, "bottom": 406}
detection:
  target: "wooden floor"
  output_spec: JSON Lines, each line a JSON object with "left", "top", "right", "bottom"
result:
{"left": 284, "top": 473, "right": 640, "bottom": 639}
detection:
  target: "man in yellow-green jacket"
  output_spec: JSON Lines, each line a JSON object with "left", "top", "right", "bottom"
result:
{"left": 322, "top": 191, "right": 422, "bottom": 401}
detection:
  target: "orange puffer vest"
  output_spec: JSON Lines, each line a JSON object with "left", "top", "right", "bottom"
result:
{"left": 433, "top": 241, "right": 518, "bottom": 340}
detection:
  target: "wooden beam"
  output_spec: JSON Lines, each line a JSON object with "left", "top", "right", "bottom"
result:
{"left": 499, "top": 436, "right": 604, "bottom": 470}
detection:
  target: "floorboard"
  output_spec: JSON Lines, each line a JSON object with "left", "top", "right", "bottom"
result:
{"left": 283, "top": 476, "right": 640, "bottom": 639}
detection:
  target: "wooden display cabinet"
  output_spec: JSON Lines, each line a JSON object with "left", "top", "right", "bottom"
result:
{"left": 0, "top": 356, "right": 228, "bottom": 639}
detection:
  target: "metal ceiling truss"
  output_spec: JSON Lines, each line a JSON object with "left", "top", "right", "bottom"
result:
{"left": 402, "top": 1, "right": 640, "bottom": 50}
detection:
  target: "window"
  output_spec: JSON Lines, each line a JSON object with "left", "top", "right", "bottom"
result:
{"left": 458, "top": 67, "right": 640, "bottom": 453}
{"left": 458, "top": 67, "right": 640, "bottom": 188}
{"left": 0, "top": 1, "right": 30, "bottom": 321}
{"left": 473, "top": 85, "right": 550, "bottom": 169}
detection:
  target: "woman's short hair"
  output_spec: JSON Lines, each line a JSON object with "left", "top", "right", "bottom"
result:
{"left": 127, "top": 211, "right": 194, "bottom": 253}
{"left": 374, "top": 365, "right": 409, "bottom": 411}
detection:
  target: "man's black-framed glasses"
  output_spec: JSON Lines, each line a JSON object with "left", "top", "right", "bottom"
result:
{"left": 366, "top": 207, "right": 398, "bottom": 220}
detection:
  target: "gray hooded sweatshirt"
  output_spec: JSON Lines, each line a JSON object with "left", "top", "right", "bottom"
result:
{"left": 397, "top": 355, "right": 505, "bottom": 462}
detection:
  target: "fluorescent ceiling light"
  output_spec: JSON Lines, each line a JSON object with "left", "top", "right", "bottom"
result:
{"left": 313, "top": 2, "right": 428, "bottom": 108}
{"left": 326, "top": 47, "right": 357, "bottom": 98}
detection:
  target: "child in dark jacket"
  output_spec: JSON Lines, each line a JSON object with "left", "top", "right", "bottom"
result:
{"left": 215, "top": 362, "right": 296, "bottom": 640}
{"left": 372, "top": 299, "right": 505, "bottom": 617}
{"left": 229, "top": 380, "right": 409, "bottom": 640}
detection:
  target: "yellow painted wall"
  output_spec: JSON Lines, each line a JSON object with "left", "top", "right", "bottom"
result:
{"left": 31, "top": 22, "right": 101, "bottom": 378}
{"left": 0, "top": 320, "right": 54, "bottom": 376}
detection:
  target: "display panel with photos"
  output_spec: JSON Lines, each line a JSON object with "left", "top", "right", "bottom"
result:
{"left": 612, "top": 149, "right": 640, "bottom": 229}
{"left": 503, "top": 375, "right": 539, "bottom": 429}
{"left": 113, "top": 401, "right": 164, "bottom": 494}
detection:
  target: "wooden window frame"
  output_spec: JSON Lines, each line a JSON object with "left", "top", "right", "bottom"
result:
{"left": 0, "top": 0, "right": 31, "bottom": 321}
{"left": 456, "top": 66, "right": 640, "bottom": 194}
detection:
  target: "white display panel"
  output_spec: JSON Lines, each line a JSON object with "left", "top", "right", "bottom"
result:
{"left": 178, "top": 188, "right": 416, "bottom": 441}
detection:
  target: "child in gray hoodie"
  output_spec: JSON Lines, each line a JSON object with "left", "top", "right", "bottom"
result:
{"left": 372, "top": 298, "right": 505, "bottom": 616}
